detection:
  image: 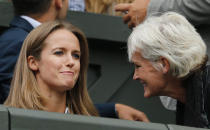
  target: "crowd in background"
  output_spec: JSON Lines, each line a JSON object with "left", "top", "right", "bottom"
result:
{"left": 70, "top": 0, "right": 134, "bottom": 15}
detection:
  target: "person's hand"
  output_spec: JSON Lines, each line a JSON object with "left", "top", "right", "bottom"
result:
{"left": 115, "top": 0, "right": 150, "bottom": 28}
{"left": 115, "top": 104, "right": 149, "bottom": 122}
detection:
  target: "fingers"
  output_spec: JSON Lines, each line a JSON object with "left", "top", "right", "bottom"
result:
{"left": 114, "top": 3, "right": 130, "bottom": 12}
{"left": 127, "top": 16, "right": 136, "bottom": 29}
{"left": 134, "top": 112, "right": 150, "bottom": 122}
{"left": 121, "top": 115, "right": 135, "bottom": 121}
{"left": 139, "top": 114, "right": 150, "bottom": 122}
{"left": 115, "top": 3, "right": 136, "bottom": 28}
{"left": 128, "top": 15, "right": 142, "bottom": 28}
{"left": 123, "top": 12, "right": 136, "bottom": 28}
{"left": 128, "top": 21, "right": 135, "bottom": 29}
{"left": 115, "top": 103, "right": 150, "bottom": 122}
{"left": 123, "top": 14, "right": 130, "bottom": 23}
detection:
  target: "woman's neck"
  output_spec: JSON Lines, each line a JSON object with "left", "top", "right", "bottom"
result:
{"left": 163, "top": 76, "right": 186, "bottom": 104}
{"left": 38, "top": 84, "right": 67, "bottom": 113}
{"left": 36, "top": 75, "right": 68, "bottom": 113}
{"left": 43, "top": 91, "right": 67, "bottom": 113}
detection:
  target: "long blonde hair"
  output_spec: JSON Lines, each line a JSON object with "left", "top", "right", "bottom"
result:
{"left": 4, "top": 20, "right": 98, "bottom": 116}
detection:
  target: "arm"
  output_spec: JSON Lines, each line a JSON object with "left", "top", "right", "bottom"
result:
{"left": 0, "top": 28, "right": 26, "bottom": 104}
{"left": 115, "top": 104, "right": 149, "bottom": 122}
{"left": 95, "top": 103, "right": 149, "bottom": 122}
{"left": 0, "top": 39, "right": 22, "bottom": 104}
{"left": 115, "top": 0, "right": 210, "bottom": 28}
{"left": 148, "top": 0, "right": 210, "bottom": 26}
{"left": 95, "top": 103, "right": 117, "bottom": 118}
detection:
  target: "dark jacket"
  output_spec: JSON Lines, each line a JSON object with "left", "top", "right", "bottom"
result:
{"left": 176, "top": 65, "right": 210, "bottom": 128}
{"left": 0, "top": 16, "right": 33, "bottom": 103}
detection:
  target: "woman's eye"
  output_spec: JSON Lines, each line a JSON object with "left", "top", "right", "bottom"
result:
{"left": 54, "top": 51, "right": 64, "bottom": 55}
{"left": 72, "top": 53, "right": 80, "bottom": 59}
{"left": 135, "top": 64, "right": 141, "bottom": 68}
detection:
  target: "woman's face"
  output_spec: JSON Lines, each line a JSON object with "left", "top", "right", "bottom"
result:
{"left": 131, "top": 51, "right": 167, "bottom": 98}
{"left": 33, "top": 29, "right": 80, "bottom": 92}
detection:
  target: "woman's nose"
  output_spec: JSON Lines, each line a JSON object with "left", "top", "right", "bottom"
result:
{"left": 66, "top": 55, "right": 75, "bottom": 67}
{"left": 133, "top": 70, "right": 138, "bottom": 80}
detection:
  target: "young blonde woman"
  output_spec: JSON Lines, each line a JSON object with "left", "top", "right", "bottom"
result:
{"left": 4, "top": 20, "right": 98, "bottom": 115}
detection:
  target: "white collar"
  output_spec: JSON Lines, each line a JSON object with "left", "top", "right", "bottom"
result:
{"left": 64, "top": 107, "right": 69, "bottom": 114}
{"left": 20, "top": 15, "right": 41, "bottom": 28}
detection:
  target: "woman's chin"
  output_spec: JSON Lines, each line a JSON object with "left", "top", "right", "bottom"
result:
{"left": 62, "top": 82, "right": 75, "bottom": 90}
{"left": 144, "top": 91, "right": 151, "bottom": 98}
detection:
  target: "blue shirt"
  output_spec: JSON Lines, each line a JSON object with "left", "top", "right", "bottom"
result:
{"left": 69, "top": 0, "right": 85, "bottom": 12}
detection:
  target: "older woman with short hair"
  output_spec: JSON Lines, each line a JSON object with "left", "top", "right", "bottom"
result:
{"left": 128, "top": 12, "right": 210, "bottom": 128}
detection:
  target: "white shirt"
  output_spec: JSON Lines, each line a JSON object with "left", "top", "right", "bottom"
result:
{"left": 65, "top": 107, "right": 69, "bottom": 114}
{"left": 159, "top": 96, "right": 177, "bottom": 111}
{"left": 20, "top": 15, "right": 41, "bottom": 28}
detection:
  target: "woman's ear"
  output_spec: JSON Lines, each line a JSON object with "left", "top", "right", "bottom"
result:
{"left": 27, "top": 56, "right": 39, "bottom": 71}
{"left": 160, "top": 57, "right": 170, "bottom": 74}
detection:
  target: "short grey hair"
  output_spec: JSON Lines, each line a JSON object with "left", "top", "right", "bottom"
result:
{"left": 128, "top": 12, "right": 206, "bottom": 78}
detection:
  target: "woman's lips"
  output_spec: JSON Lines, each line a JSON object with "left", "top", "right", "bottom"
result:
{"left": 140, "top": 80, "right": 146, "bottom": 87}
{"left": 60, "top": 71, "right": 74, "bottom": 75}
